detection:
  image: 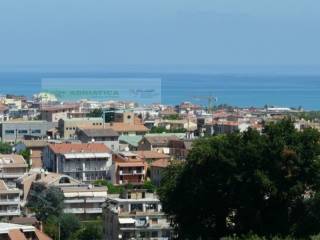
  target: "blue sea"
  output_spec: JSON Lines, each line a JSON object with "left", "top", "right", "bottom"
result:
{"left": 1, "top": 71, "right": 320, "bottom": 110}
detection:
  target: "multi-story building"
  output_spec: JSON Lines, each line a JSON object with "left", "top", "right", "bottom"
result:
{"left": 0, "top": 154, "right": 28, "bottom": 187}
{"left": 76, "top": 127, "right": 119, "bottom": 151}
{"left": 138, "top": 136, "right": 179, "bottom": 154}
{"left": 111, "top": 152, "right": 147, "bottom": 185}
{"left": 0, "top": 223, "right": 52, "bottom": 240}
{"left": 40, "top": 103, "right": 80, "bottom": 122}
{"left": 17, "top": 171, "right": 107, "bottom": 219}
{"left": 44, "top": 143, "right": 112, "bottom": 182}
{"left": 0, "top": 180, "right": 21, "bottom": 217}
{"left": 58, "top": 117, "right": 104, "bottom": 139}
{"left": 104, "top": 189, "right": 173, "bottom": 240}
{"left": 150, "top": 159, "right": 170, "bottom": 187}
{"left": 0, "top": 103, "right": 9, "bottom": 122}
{"left": 0, "top": 120, "right": 56, "bottom": 143}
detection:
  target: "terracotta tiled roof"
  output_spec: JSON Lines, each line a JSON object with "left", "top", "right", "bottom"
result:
{"left": 143, "top": 136, "right": 179, "bottom": 147}
{"left": 151, "top": 159, "right": 170, "bottom": 168}
{"left": 107, "top": 123, "right": 149, "bottom": 132}
{"left": 0, "top": 154, "right": 28, "bottom": 168}
{"left": 35, "top": 229, "right": 52, "bottom": 240}
{"left": 8, "top": 229, "right": 27, "bottom": 240}
{"left": 49, "top": 143, "right": 110, "bottom": 154}
{"left": 79, "top": 128, "right": 119, "bottom": 137}
{"left": 133, "top": 151, "right": 170, "bottom": 159}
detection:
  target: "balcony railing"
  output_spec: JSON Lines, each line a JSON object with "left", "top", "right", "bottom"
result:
{"left": 119, "top": 170, "right": 145, "bottom": 176}
{"left": 0, "top": 198, "right": 20, "bottom": 204}
{"left": 85, "top": 208, "right": 103, "bottom": 214}
{"left": 63, "top": 208, "right": 85, "bottom": 214}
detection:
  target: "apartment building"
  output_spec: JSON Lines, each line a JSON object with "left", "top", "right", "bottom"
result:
{"left": 44, "top": 143, "right": 112, "bottom": 182}
{"left": 104, "top": 189, "right": 173, "bottom": 240}
{"left": 40, "top": 103, "right": 80, "bottom": 122}
{"left": 150, "top": 159, "right": 170, "bottom": 187}
{"left": 76, "top": 127, "right": 119, "bottom": 151}
{"left": 0, "top": 120, "right": 56, "bottom": 143}
{"left": 17, "top": 171, "right": 107, "bottom": 219}
{"left": 0, "top": 180, "right": 21, "bottom": 217}
{"left": 111, "top": 152, "right": 147, "bottom": 185}
{"left": 138, "top": 136, "right": 179, "bottom": 154}
{"left": 0, "top": 154, "right": 28, "bottom": 187}
{"left": 0, "top": 223, "right": 52, "bottom": 240}
{"left": 58, "top": 117, "right": 104, "bottom": 139}
{"left": 0, "top": 103, "right": 9, "bottom": 122}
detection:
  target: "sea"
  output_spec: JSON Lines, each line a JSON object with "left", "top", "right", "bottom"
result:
{"left": 1, "top": 70, "right": 320, "bottom": 110}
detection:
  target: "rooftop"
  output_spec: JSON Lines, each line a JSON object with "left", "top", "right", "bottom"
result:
{"left": 79, "top": 127, "right": 119, "bottom": 137}
{"left": 49, "top": 143, "right": 110, "bottom": 154}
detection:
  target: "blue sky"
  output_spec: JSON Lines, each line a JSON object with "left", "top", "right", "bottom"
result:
{"left": 0, "top": 0, "right": 319, "bottom": 66}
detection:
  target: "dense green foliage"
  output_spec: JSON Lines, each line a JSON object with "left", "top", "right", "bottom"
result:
{"left": 69, "top": 222, "right": 103, "bottom": 240}
{"left": 163, "top": 114, "right": 182, "bottom": 120}
{"left": 159, "top": 119, "right": 320, "bottom": 239}
{"left": 27, "top": 183, "right": 65, "bottom": 222}
{"left": 94, "top": 179, "right": 125, "bottom": 194}
{"left": 20, "top": 148, "right": 31, "bottom": 168}
{"left": 86, "top": 108, "right": 103, "bottom": 118}
{"left": 0, "top": 142, "right": 12, "bottom": 154}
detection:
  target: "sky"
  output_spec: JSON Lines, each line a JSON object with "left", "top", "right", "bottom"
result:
{"left": 0, "top": 0, "right": 320, "bottom": 67}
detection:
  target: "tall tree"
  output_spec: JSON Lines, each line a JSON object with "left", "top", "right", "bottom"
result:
{"left": 27, "top": 183, "right": 65, "bottom": 222}
{"left": 159, "top": 119, "right": 320, "bottom": 239}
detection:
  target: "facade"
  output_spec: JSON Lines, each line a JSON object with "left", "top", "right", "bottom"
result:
{"left": 138, "top": 136, "right": 179, "bottom": 154}
{"left": 58, "top": 117, "right": 104, "bottom": 139}
{"left": 0, "top": 223, "right": 52, "bottom": 240}
{"left": 168, "top": 139, "right": 193, "bottom": 160}
{"left": 76, "top": 127, "right": 119, "bottom": 151}
{"left": 0, "top": 180, "right": 21, "bottom": 217}
{"left": 205, "top": 121, "right": 250, "bottom": 135}
{"left": 106, "top": 122, "right": 149, "bottom": 136}
{"left": 111, "top": 152, "right": 147, "bottom": 185}
{"left": 104, "top": 189, "right": 173, "bottom": 240}
{"left": 44, "top": 143, "right": 112, "bottom": 182}
{"left": 40, "top": 103, "right": 80, "bottom": 122}
{"left": 0, "top": 103, "right": 9, "bottom": 122}
{"left": 17, "top": 172, "right": 107, "bottom": 219}
{"left": 0, "top": 120, "right": 56, "bottom": 143}
{"left": 0, "top": 154, "right": 28, "bottom": 187}
{"left": 150, "top": 159, "right": 170, "bottom": 187}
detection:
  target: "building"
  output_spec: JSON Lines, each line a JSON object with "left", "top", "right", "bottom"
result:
{"left": 76, "top": 128, "right": 119, "bottom": 151}
{"left": 104, "top": 189, "right": 173, "bottom": 240}
{"left": 168, "top": 139, "right": 193, "bottom": 160}
{"left": 58, "top": 117, "right": 104, "bottom": 139}
{"left": 204, "top": 121, "right": 250, "bottom": 135}
{"left": 138, "top": 136, "right": 179, "bottom": 154}
{"left": 150, "top": 159, "right": 170, "bottom": 187}
{"left": 15, "top": 140, "right": 49, "bottom": 170}
{"left": 133, "top": 151, "right": 170, "bottom": 164}
{"left": 119, "top": 135, "right": 143, "bottom": 151}
{"left": 44, "top": 143, "right": 112, "bottom": 182}
{"left": 17, "top": 171, "right": 108, "bottom": 219}
{"left": 0, "top": 180, "right": 21, "bottom": 217}
{"left": 0, "top": 103, "right": 9, "bottom": 122}
{"left": 40, "top": 103, "right": 80, "bottom": 122}
{"left": 0, "top": 223, "right": 52, "bottom": 240}
{"left": 0, "top": 120, "right": 56, "bottom": 143}
{"left": 106, "top": 122, "right": 149, "bottom": 136}
{"left": 111, "top": 152, "right": 147, "bottom": 185}
{"left": 0, "top": 154, "right": 28, "bottom": 187}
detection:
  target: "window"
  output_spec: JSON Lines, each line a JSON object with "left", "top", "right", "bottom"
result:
{"left": 151, "top": 231, "right": 158, "bottom": 238}
{"left": 31, "top": 129, "right": 41, "bottom": 134}
{"left": 18, "top": 129, "right": 28, "bottom": 134}
{"left": 151, "top": 218, "right": 158, "bottom": 224}
{"left": 5, "top": 130, "right": 15, "bottom": 135}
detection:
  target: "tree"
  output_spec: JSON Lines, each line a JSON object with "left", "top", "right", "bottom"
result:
{"left": 70, "top": 222, "right": 103, "bottom": 240}
{"left": 27, "top": 183, "right": 65, "bottom": 222}
{"left": 159, "top": 119, "right": 320, "bottom": 239}
{"left": 20, "top": 149, "right": 31, "bottom": 168}
{"left": 0, "top": 142, "right": 12, "bottom": 154}
{"left": 86, "top": 108, "right": 103, "bottom": 118}
{"left": 60, "top": 214, "right": 81, "bottom": 240}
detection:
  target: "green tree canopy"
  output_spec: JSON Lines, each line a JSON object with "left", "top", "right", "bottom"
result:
{"left": 27, "top": 183, "right": 65, "bottom": 222}
{"left": 86, "top": 108, "right": 103, "bottom": 118}
{"left": 159, "top": 119, "right": 320, "bottom": 239}
{"left": 0, "top": 142, "right": 12, "bottom": 154}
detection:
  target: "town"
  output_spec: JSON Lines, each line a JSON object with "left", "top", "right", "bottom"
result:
{"left": 0, "top": 92, "right": 319, "bottom": 240}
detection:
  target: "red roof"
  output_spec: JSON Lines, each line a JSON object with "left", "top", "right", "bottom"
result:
{"left": 49, "top": 143, "right": 110, "bottom": 154}
{"left": 151, "top": 159, "right": 170, "bottom": 168}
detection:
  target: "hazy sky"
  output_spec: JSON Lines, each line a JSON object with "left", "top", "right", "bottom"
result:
{"left": 0, "top": 0, "right": 319, "bottom": 66}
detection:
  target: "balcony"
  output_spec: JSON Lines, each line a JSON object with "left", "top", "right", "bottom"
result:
{"left": 85, "top": 208, "right": 103, "bottom": 214}
{"left": 0, "top": 209, "right": 20, "bottom": 216}
{"left": 64, "top": 199, "right": 85, "bottom": 204}
{"left": 119, "top": 170, "right": 145, "bottom": 176}
{"left": 64, "top": 208, "right": 85, "bottom": 214}
{"left": 0, "top": 198, "right": 20, "bottom": 205}
{"left": 0, "top": 173, "right": 25, "bottom": 178}
{"left": 86, "top": 197, "right": 106, "bottom": 203}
